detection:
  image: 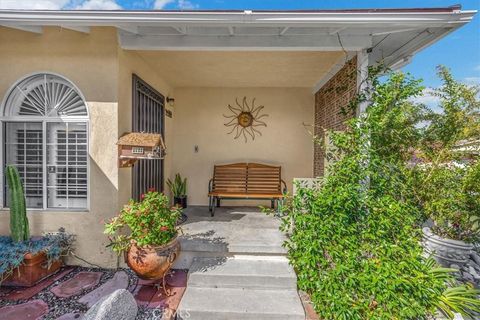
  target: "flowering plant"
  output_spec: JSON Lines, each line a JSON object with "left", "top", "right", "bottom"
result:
{"left": 104, "top": 190, "right": 181, "bottom": 254}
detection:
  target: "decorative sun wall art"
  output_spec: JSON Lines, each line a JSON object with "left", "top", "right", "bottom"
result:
{"left": 223, "top": 97, "right": 268, "bottom": 143}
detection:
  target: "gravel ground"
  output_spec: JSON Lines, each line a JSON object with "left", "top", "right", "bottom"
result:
{"left": 0, "top": 267, "right": 165, "bottom": 320}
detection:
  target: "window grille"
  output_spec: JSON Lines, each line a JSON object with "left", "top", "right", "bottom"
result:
{"left": 1, "top": 73, "right": 89, "bottom": 210}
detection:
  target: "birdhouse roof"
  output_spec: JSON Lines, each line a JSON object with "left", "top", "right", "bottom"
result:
{"left": 117, "top": 132, "right": 165, "bottom": 148}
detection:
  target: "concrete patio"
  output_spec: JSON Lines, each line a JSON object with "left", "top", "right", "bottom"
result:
{"left": 176, "top": 207, "right": 305, "bottom": 320}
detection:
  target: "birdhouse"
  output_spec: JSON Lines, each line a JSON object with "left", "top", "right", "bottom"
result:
{"left": 117, "top": 132, "right": 166, "bottom": 168}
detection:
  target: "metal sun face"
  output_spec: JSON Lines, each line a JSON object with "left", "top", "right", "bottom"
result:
{"left": 223, "top": 97, "right": 268, "bottom": 143}
{"left": 238, "top": 112, "right": 253, "bottom": 128}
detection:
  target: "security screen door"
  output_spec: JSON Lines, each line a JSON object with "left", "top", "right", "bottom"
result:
{"left": 131, "top": 75, "right": 165, "bottom": 200}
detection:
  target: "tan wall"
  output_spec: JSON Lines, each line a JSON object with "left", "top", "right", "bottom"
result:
{"left": 171, "top": 87, "right": 314, "bottom": 206}
{"left": 117, "top": 50, "right": 174, "bottom": 207}
{"left": 0, "top": 27, "right": 120, "bottom": 267}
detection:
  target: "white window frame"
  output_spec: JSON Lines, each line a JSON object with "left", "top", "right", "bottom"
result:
{"left": 0, "top": 72, "right": 90, "bottom": 212}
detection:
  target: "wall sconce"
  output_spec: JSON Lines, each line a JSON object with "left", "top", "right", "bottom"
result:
{"left": 166, "top": 96, "right": 175, "bottom": 107}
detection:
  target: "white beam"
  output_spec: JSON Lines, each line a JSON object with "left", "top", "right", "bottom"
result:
{"left": 119, "top": 34, "right": 372, "bottom": 51}
{"left": 1, "top": 24, "right": 42, "bottom": 34}
{"left": 61, "top": 25, "right": 90, "bottom": 34}
{"left": 116, "top": 25, "right": 138, "bottom": 34}
{"left": 328, "top": 26, "right": 347, "bottom": 35}
{"left": 279, "top": 26, "right": 289, "bottom": 35}
{"left": 356, "top": 49, "right": 370, "bottom": 115}
{"left": 370, "top": 28, "right": 418, "bottom": 36}
{"left": 172, "top": 26, "right": 187, "bottom": 34}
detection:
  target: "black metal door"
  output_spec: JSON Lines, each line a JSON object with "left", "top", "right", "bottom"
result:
{"left": 132, "top": 74, "right": 165, "bottom": 200}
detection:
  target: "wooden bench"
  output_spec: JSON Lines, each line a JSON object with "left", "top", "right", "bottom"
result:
{"left": 208, "top": 163, "right": 287, "bottom": 216}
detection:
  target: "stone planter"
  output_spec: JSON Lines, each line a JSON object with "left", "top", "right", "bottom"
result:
{"left": 125, "top": 236, "right": 180, "bottom": 280}
{"left": 422, "top": 227, "right": 474, "bottom": 267}
{"left": 2, "top": 252, "right": 63, "bottom": 287}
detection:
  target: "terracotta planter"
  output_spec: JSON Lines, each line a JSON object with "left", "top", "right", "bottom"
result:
{"left": 2, "top": 252, "right": 63, "bottom": 287}
{"left": 125, "top": 236, "right": 180, "bottom": 280}
{"left": 422, "top": 227, "right": 474, "bottom": 267}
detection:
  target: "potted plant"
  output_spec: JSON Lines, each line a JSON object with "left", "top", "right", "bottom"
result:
{"left": 415, "top": 66, "right": 480, "bottom": 267}
{"left": 1, "top": 165, "right": 73, "bottom": 287}
{"left": 104, "top": 190, "right": 181, "bottom": 281}
{"left": 167, "top": 173, "right": 187, "bottom": 208}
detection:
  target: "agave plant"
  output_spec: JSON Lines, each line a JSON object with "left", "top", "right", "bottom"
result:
{"left": 166, "top": 173, "right": 187, "bottom": 198}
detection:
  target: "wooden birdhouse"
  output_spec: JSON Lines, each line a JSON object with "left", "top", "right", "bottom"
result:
{"left": 117, "top": 132, "right": 166, "bottom": 168}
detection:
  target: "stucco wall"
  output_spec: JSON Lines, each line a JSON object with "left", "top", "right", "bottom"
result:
{"left": 0, "top": 27, "right": 120, "bottom": 267}
{"left": 171, "top": 87, "right": 314, "bottom": 206}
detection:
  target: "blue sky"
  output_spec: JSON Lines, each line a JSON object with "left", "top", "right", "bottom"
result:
{"left": 0, "top": 0, "right": 479, "bottom": 89}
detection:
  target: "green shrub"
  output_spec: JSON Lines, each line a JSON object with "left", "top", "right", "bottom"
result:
{"left": 278, "top": 69, "right": 479, "bottom": 319}
{"left": 104, "top": 191, "right": 181, "bottom": 254}
{"left": 412, "top": 66, "right": 480, "bottom": 243}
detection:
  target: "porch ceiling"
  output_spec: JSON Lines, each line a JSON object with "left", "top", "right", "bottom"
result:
{"left": 134, "top": 50, "right": 344, "bottom": 88}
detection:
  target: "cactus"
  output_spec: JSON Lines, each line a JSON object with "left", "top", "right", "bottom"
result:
{"left": 6, "top": 165, "right": 29, "bottom": 242}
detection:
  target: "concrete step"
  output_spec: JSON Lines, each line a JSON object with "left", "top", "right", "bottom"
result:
{"left": 176, "top": 287, "right": 305, "bottom": 320}
{"left": 188, "top": 256, "right": 297, "bottom": 290}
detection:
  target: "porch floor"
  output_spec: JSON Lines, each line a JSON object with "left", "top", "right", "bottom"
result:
{"left": 177, "top": 206, "right": 286, "bottom": 266}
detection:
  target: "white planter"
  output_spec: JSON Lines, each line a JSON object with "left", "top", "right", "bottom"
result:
{"left": 422, "top": 227, "right": 474, "bottom": 267}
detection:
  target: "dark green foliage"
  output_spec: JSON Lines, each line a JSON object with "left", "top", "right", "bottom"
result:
{"left": 166, "top": 173, "right": 187, "bottom": 197}
{"left": 104, "top": 191, "right": 181, "bottom": 254}
{"left": 278, "top": 70, "right": 479, "bottom": 319}
{"left": 412, "top": 66, "right": 480, "bottom": 242}
{"left": 6, "top": 165, "right": 29, "bottom": 243}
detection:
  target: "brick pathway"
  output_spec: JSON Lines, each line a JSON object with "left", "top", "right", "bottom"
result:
{"left": 0, "top": 267, "right": 187, "bottom": 320}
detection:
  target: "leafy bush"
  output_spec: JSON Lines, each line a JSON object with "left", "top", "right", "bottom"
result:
{"left": 279, "top": 70, "right": 479, "bottom": 319}
{"left": 412, "top": 66, "right": 480, "bottom": 242}
{"left": 104, "top": 190, "right": 181, "bottom": 254}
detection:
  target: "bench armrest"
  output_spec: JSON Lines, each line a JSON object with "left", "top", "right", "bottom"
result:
{"left": 208, "top": 178, "right": 214, "bottom": 193}
{"left": 281, "top": 179, "right": 287, "bottom": 194}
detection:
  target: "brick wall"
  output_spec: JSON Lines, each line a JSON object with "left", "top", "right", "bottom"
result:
{"left": 313, "top": 56, "right": 357, "bottom": 176}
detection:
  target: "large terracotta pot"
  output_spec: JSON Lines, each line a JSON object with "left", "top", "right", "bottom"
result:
{"left": 2, "top": 252, "right": 62, "bottom": 287}
{"left": 422, "top": 227, "right": 474, "bottom": 267}
{"left": 125, "top": 236, "right": 180, "bottom": 280}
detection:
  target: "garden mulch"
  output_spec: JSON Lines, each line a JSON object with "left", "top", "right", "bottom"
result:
{"left": 0, "top": 266, "right": 187, "bottom": 320}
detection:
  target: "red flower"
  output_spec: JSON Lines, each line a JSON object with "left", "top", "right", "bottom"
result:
{"left": 160, "top": 226, "right": 169, "bottom": 232}
{"left": 148, "top": 187, "right": 156, "bottom": 193}
{"left": 141, "top": 194, "right": 145, "bottom": 200}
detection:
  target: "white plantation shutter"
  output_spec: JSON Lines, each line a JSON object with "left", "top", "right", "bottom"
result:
{"left": 2, "top": 73, "right": 88, "bottom": 210}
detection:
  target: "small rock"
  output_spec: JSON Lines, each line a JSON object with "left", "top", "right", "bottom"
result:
{"left": 468, "top": 266, "right": 480, "bottom": 281}
{"left": 83, "top": 289, "right": 137, "bottom": 320}
{"left": 471, "top": 252, "right": 480, "bottom": 266}
{"left": 450, "top": 264, "right": 460, "bottom": 271}
{"left": 461, "top": 271, "right": 475, "bottom": 282}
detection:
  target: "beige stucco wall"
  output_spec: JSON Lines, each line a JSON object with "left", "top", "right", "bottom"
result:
{"left": 171, "top": 87, "right": 314, "bottom": 206}
{"left": 0, "top": 27, "right": 120, "bottom": 267}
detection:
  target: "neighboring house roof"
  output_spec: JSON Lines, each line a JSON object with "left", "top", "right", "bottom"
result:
{"left": 0, "top": 5, "right": 476, "bottom": 69}
{"left": 454, "top": 139, "right": 480, "bottom": 155}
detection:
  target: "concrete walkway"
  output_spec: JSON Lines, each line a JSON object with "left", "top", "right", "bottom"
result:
{"left": 176, "top": 207, "right": 305, "bottom": 320}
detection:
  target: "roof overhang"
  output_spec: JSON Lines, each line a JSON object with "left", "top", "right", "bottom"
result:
{"left": 0, "top": 6, "right": 476, "bottom": 69}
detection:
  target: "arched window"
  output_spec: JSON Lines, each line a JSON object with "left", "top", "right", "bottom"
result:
{"left": 1, "top": 73, "right": 89, "bottom": 210}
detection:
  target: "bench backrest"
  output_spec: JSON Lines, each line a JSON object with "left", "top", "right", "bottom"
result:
{"left": 212, "top": 163, "right": 282, "bottom": 194}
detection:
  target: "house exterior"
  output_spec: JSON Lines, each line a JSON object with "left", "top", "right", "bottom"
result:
{"left": 0, "top": 6, "right": 475, "bottom": 267}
